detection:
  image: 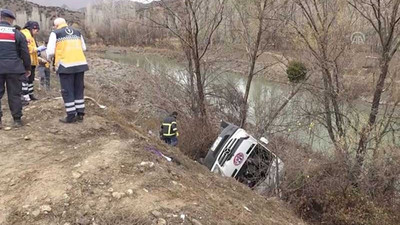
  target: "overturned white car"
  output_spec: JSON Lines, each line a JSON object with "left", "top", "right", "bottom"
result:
{"left": 204, "top": 122, "right": 284, "bottom": 193}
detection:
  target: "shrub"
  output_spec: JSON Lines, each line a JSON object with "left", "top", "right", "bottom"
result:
{"left": 269, "top": 136, "right": 400, "bottom": 225}
{"left": 287, "top": 61, "right": 307, "bottom": 83}
{"left": 178, "top": 116, "right": 218, "bottom": 160}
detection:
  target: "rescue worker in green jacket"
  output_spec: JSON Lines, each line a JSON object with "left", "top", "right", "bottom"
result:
{"left": 160, "top": 111, "right": 179, "bottom": 146}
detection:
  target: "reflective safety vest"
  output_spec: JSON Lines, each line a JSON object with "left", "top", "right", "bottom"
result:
{"left": 54, "top": 24, "right": 88, "bottom": 74}
{"left": 0, "top": 25, "right": 17, "bottom": 59}
{"left": 162, "top": 116, "right": 178, "bottom": 137}
{"left": 21, "top": 28, "right": 38, "bottom": 66}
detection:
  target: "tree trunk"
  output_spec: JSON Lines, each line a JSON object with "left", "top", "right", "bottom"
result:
{"left": 192, "top": 47, "right": 207, "bottom": 122}
{"left": 355, "top": 58, "right": 390, "bottom": 175}
{"left": 185, "top": 0, "right": 208, "bottom": 123}
{"left": 239, "top": 57, "right": 256, "bottom": 128}
{"left": 321, "top": 70, "right": 336, "bottom": 144}
{"left": 324, "top": 66, "right": 345, "bottom": 138}
{"left": 239, "top": 0, "right": 266, "bottom": 128}
{"left": 195, "top": 65, "right": 207, "bottom": 121}
{"left": 183, "top": 46, "right": 197, "bottom": 114}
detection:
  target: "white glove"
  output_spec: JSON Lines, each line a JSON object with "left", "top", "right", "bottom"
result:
{"left": 37, "top": 46, "right": 47, "bottom": 52}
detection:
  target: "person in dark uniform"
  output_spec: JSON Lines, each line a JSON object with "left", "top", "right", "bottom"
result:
{"left": 0, "top": 9, "right": 31, "bottom": 128}
{"left": 160, "top": 111, "right": 179, "bottom": 146}
{"left": 13, "top": 24, "right": 29, "bottom": 106}
{"left": 46, "top": 18, "right": 89, "bottom": 123}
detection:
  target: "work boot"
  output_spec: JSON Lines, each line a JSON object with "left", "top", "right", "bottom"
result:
{"left": 29, "top": 95, "right": 39, "bottom": 101}
{"left": 13, "top": 118, "right": 23, "bottom": 128}
{"left": 59, "top": 115, "right": 77, "bottom": 124}
{"left": 77, "top": 113, "right": 84, "bottom": 122}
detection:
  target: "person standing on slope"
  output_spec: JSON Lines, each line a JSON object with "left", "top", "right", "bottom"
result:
{"left": 0, "top": 9, "right": 31, "bottom": 128}
{"left": 21, "top": 21, "right": 43, "bottom": 102}
{"left": 46, "top": 18, "right": 89, "bottom": 123}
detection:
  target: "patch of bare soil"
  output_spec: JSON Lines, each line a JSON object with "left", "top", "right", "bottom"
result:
{"left": 0, "top": 54, "right": 305, "bottom": 225}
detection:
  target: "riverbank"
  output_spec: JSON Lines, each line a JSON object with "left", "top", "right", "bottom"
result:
{"left": 98, "top": 46, "right": 399, "bottom": 152}
{"left": 85, "top": 50, "right": 400, "bottom": 225}
{"left": 0, "top": 53, "right": 306, "bottom": 225}
{"left": 96, "top": 45, "right": 399, "bottom": 106}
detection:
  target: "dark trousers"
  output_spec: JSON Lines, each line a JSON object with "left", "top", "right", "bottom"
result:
{"left": 22, "top": 66, "right": 35, "bottom": 97}
{"left": 164, "top": 136, "right": 178, "bottom": 146}
{"left": 0, "top": 73, "right": 23, "bottom": 119}
{"left": 28, "top": 66, "right": 36, "bottom": 96}
{"left": 59, "top": 72, "right": 85, "bottom": 116}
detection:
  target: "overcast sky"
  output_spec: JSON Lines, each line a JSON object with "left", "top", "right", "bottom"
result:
{"left": 28, "top": 0, "right": 154, "bottom": 9}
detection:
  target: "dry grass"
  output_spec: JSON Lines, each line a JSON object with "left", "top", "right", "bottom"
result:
{"left": 268, "top": 136, "right": 400, "bottom": 225}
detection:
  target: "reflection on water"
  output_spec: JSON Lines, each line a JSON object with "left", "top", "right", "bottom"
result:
{"left": 104, "top": 50, "right": 399, "bottom": 152}
{"left": 104, "top": 50, "right": 290, "bottom": 109}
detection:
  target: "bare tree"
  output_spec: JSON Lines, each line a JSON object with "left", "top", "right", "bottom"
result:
{"left": 291, "top": 0, "right": 351, "bottom": 151}
{"left": 233, "top": 0, "right": 283, "bottom": 128}
{"left": 149, "top": 0, "right": 226, "bottom": 122}
{"left": 348, "top": 0, "right": 400, "bottom": 176}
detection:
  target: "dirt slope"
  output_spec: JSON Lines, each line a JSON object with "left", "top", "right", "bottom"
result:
{"left": 0, "top": 54, "right": 305, "bottom": 225}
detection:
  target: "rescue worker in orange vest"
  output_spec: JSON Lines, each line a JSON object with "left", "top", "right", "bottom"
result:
{"left": 46, "top": 18, "right": 89, "bottom": 123}
{"left": 0, "top": 9, "right": 31, "bottom": 128}
{"left": 21, "top": 21, "right": 42, "bottom": 101}
{"left": 160, "top": 111, "right": 179, "bottom": 146}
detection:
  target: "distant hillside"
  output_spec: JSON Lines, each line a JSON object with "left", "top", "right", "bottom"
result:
{"left": 84, "top": 0, "right": 171, "bottom": 45}
{"left": 28, "top": 0, "right": 93, "bottom": 10}
{"left": 0, "top": 0, "right": 84, "bottom": 31}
